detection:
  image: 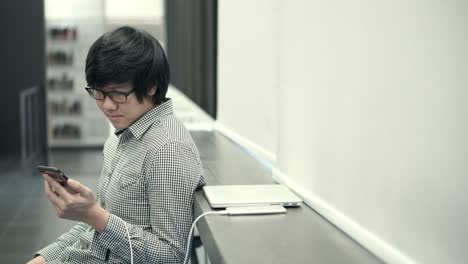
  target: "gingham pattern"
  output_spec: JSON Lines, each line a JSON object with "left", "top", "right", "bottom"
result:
{"left": 36, "top": 99, "right": 205, "bottom": 263}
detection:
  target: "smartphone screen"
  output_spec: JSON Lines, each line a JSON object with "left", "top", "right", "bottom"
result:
{"left": 37, "top": 165, "right": 69, "bottom": 186}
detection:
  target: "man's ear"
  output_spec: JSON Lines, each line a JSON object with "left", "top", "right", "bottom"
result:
{"left": 148, "top": 86, "right": 157, "bottom": 96}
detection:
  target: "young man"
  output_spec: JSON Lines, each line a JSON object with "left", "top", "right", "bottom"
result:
{"left": 28, "top": 26, "right": 205, "bottom": 263}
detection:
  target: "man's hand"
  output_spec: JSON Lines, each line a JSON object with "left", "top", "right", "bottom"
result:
{"left": 43, "top": 174, "right": 110, "bottom": 232}
{"left": 26, "top": 255, "right": 46, "bottom": 264}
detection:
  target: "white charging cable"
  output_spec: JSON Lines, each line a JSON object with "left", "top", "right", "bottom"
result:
{"left": 116, "top": 206, "right": 285, "bottom": 264}
{"left": 115, "top": 211, "right": 227, "bottom": 264}
{"left": 115, "top": 215, "right": 134, "bottom": 264}
{"left": 182, "top": 210, "right": 228, "bottom": 264}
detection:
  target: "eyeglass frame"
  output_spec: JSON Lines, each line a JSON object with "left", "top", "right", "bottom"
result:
{"left": 84, "top": 86, "right": 136, "bottom": 103}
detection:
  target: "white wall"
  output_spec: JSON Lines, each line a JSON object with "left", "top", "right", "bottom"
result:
{"left": 217, "top": 1, "right": 468, "bottom": 263}
{"left": 217, "top": 0, "right": 279, "bottom": 162}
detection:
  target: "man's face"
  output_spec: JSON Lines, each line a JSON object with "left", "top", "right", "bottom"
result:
{"left": 95, "top": 83, "right": 156, "bottom": 129}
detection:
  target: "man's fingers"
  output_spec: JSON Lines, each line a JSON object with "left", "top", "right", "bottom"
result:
{"left": 67, "top": 179, "right": 89, "bottom": 196}
{"left": 44, "top": 179, "right": 64, "bottom": 209}
{"left": 42, "top": 174, "right": 72, "bottom": 199}
{"left": 43, "top": 179, "right": 56, "bottom": 197}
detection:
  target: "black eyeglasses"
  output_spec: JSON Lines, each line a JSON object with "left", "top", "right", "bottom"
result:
{"left": 85, "top": 86, "right": 135, "bottom": 103}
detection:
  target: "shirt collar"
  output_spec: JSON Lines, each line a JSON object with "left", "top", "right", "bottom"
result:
{"left": 114, "top": 98, "right": 173, "bottom": 140}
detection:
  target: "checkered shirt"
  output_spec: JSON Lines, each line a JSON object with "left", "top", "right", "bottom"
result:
{"left": 36, "top": 99, "right": 205, "bottom": 263}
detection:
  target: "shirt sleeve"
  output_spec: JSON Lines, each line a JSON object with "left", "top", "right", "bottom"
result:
{"left": 91, "top": 141, "right": 204, "bottom": 263}
{"left": 34, "top": 222, "right": 89, "bottom": 261}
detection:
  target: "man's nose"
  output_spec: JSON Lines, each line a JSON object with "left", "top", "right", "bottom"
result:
{"left": 102, "top": 96, "right": 118, "bottom": 110}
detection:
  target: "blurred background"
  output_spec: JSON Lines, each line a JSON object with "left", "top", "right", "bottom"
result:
{"left": 0, "top": 0, "right": 215, "bottom": 263}
{"left": 0, "top": 0, "right": 467, "bottom": 263}
{"left": 0, "top": 0, "right": 216, "bottom": 158}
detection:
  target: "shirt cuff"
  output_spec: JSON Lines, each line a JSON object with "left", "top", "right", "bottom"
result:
{"left": 94, "top": 213, "right": 129, "bottom": 251}
{"left": 34, "top": 242, "right": 64, "bottom": 261}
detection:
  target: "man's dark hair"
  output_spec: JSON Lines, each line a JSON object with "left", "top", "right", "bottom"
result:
{"left": 85, "top": 26, "right": 170, "bottom": 105}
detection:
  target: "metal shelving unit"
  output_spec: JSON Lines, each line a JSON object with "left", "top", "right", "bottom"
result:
{"left": 46, "top": 21, "right": 110, "bottom": 148}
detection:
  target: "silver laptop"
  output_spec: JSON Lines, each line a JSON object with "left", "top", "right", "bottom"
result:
{"left": 202, "top": 184, "right": 302, "bottom": 208}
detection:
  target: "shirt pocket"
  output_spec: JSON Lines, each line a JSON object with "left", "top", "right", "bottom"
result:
{"left": 118, "top": 171, "right": 141, "bottom": 189}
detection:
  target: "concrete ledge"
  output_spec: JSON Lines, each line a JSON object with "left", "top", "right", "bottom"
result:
{"left": 191, "top": 131, "right": 382, "bottom": 264}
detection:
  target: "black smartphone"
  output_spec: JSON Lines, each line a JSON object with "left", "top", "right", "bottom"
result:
{"left": 37, "top": 165, "right": 69, "bottom": 186}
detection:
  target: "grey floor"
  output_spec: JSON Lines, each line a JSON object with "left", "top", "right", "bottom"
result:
{"left": 0, "top": 149, "right": 103, "bottom": 263}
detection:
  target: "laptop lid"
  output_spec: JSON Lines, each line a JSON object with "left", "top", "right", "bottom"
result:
{"left": 202, "top": 184, "right": 303, "bottom": 209}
